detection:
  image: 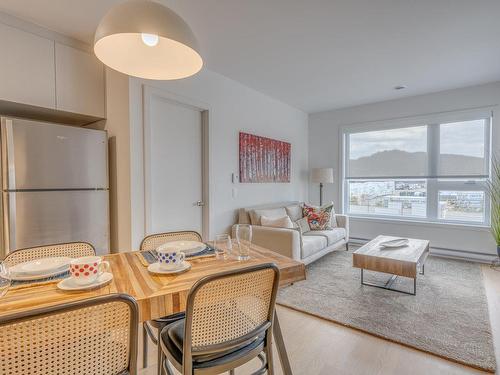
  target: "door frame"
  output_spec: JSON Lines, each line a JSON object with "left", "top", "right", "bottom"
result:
{"left": 142, "top": 85, "right": 210, "bottom": 241}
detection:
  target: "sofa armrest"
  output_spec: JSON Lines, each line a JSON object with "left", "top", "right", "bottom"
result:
{"left": 335, "top": 214, "right": 349, "bottom": 242}
{"left": 231, "top": 225, "right": 301, "bottom": 260}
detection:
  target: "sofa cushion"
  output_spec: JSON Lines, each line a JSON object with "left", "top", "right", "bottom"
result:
{"left": 295, "top": 217, "right": 310, "bottom": 233}
{"left": 303, "top": 228, "right": 346, "bottom": 246}
{"left": 301, "top": 235, "right": 328, "bottom": 259}
{"left": 238, "top": 208, "right": 252, "bottom": 224}
{"left": 249, "top": 207, "right": 287, "bottom": 225}
{"left": 285, "top": 204, "right": 303, "bottom": 222}
{"left": 238, "top": 202, "right": 300, "bottom": 224}
{"left": 261, "top": 215, "right": 294, "bottom": 229}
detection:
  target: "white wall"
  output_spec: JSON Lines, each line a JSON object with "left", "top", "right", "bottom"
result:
{"left": 309, "top": 81, "right": 500, "bottom": 260}
{"left": 129, "top": 69, "right": 309, "bottom": 249}
{"left": 89, "top": 68, "right": 132, "bottom": 252}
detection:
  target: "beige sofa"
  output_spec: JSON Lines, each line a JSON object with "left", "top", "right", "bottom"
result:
{"left": 232, "top": 201, "right": 349, "bottom": 265}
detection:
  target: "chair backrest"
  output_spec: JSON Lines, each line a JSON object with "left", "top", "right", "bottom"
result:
{"left": 185, "top": 263, "right": 280, "bottom": 354}
{"left": 0, "top": 294, "right": 138, "bottom": 375}
{"left": 140, "top": 231, "right": 202, "bottom": 251}
{"left": 3, "top": 242, "right": 96, "bottom": 267}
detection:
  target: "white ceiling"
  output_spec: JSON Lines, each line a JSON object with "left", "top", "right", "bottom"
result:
{"left": 0, "top": 0, "right": 499, "bottom": 113}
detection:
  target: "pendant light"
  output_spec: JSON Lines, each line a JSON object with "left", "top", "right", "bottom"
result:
{"left": 94, "top": 0, "right": 203, "bottom": 80}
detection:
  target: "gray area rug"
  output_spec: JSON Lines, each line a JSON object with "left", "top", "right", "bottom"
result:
{"left": 277, "top": 251, "right": 496, "bottom": 372}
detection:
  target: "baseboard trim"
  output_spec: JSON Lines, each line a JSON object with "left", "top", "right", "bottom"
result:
{"left": 349, "top": 237, "right": 497, "bottom": 264}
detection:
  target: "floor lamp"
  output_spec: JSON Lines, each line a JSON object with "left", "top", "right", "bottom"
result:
{"left": 311, "top": 168, "right": 334, "bottom": 206}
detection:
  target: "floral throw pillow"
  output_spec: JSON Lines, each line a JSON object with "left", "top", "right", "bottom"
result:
{"left": 302, "top": 203, "right": 335, "bottom": 230}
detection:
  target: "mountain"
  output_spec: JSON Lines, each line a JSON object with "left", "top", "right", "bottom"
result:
{"left": 349, "top": 150, "right": 485, "bottom": 178}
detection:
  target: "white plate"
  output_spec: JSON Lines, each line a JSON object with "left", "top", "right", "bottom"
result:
{"left": 10, "top": 267, "right": 69, "bottom": 281}
{"left": 380, "top": 238, "right": 409, "bottom": 248}
{"left": 148, "top": 261, "right": 191, "bottom": 275}
{"left": 10, "top": 257, "right": 71, "bottom": 275}
{"left": 157, "top": 241, "right": 206, "bottom": 255}
{"left": 57, "top": 272, "right": 113, "bottom": 291}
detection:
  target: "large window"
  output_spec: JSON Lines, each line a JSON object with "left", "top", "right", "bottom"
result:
{"left": 343, "top": 112, "right": 491, "bottom": 225}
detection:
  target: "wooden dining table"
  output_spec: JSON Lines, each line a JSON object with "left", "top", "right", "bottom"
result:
{"left": 0, "top": 242, "right": 306, "bottom": 374}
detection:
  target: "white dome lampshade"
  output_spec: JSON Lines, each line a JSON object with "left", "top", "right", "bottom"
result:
{"left": 94, "top": 0, "right": 203, "bottom": 80}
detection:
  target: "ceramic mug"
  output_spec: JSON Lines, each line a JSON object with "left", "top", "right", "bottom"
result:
{"left": 156, "top": 245, "right": 185, "bottom": 270}
{"left": 69, "top": 256, "right": 110, "bottom": 286}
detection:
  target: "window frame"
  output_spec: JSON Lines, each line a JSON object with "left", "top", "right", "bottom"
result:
{"left": 340, "top": 108, "right": 493, "bottom": 227}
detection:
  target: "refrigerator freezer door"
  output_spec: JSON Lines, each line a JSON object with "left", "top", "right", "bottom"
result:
{"left": 3, "top": 190, "right": 109, "bottom": 255}
{"left": 1, "top": 117, "right": 108, "bottom": 190}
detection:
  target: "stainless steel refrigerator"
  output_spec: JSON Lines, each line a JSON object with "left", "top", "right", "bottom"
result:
{"left": 0, "top": 117, "right": 109, "bottom": 257}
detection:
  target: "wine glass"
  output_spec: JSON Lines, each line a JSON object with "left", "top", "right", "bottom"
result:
{"left": 0, "top": 263, "right": 10, "bottom": 298}
{"left": 235, "top": 224, "right": 252, "bottom": 261}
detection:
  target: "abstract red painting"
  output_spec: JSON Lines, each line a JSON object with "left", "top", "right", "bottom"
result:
{"left": 239, "top": 132, "right": 291, "bottom": 183}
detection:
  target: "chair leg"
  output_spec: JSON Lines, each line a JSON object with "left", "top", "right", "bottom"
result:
{"left": 161, "top": 350, "right": 177, "bottom": 375}
{"left": 265, "top": 334, "right": 275, "bottom": 375}
{"left": 229, "top": 370, "right": 235, "bottom": 375}
{"left": 159, "top": 350, "right": 166, "bottom": 375}
{"left": 182, "top": 358, "right": 193, "bottom": 375}
{"left": 142, "top": 323, "right": 148, "bottom": 368}
{"left": 273, "top": 311, "right": 292, "bottom": 375}
{"left": 165, "top": 362, "right": 175, "bottom": 375}
{"left": 157, "top": 335, "right": 163, "bottom": 375}
{"left": 346, "top": 242, "right": 349, "bottom": 251}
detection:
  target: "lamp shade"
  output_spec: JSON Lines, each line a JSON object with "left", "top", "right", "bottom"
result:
{"left": 311, "top": 168, "right": 334, "bottom": 183}
{"left": 94, "top": 0, "right": 203, "bottom": 80}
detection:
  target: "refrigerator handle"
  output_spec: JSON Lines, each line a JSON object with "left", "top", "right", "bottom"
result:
{"left": 2, "top": 192, "right": 15, "bottom": 254}
{"left": 1, "top": 119, "right": 16, "bottom": 191}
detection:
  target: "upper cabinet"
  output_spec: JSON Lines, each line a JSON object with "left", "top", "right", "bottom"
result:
{"left": 0, "top": 22, "right": 56, "bottom": 109}
{"left": 0, "top": 19, "right": 106, "bottom": 120}
{"left": 55, "top": 43, "right": 105, "bottom": 118}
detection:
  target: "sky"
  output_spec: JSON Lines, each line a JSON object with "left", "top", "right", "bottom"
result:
{"left": 440, "top": 120, "right": 485, "bottom": 158}
{"left": 349, "top": 120, "right": 485, "bottom": 160}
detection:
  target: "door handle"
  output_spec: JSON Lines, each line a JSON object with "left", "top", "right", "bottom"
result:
{"left": 196, "top": 200, "right": 205, "bottom": 207}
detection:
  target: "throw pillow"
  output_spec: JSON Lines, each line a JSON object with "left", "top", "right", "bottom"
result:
{"left": 302, "top": 203, "right": 335, "bottom": 230}
{"left": 295, "top": 217, "right": 310, "bottom": 233}
{"left": 285, "top": 204, "right": 303, "bottom": 222}
{"left": 305, "top": 202, "right": 337, "bottom": 228}
{"left": 249, "top": 207, "right": 287, "bottom": 225}
{"left": 260, "top": 215, "right": 294, "bottom": 229}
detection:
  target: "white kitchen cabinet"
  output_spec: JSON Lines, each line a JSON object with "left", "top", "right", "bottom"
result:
{"left": 0, "top": 22, "right": 56, "bottom": 109}
{"left": 55, "top": 43, "right": 105, "bottom": 118}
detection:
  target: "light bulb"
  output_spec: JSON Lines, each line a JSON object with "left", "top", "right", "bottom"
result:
{"left": 141, "top": 33, "right": 159, "bottom": 47}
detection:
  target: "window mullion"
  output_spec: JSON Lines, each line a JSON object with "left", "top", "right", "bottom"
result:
{"left": 427, "top": 124, "right": 439, "bottom": 220}
{"left": 342, "top": 132, "right": 350, "bottom": 213}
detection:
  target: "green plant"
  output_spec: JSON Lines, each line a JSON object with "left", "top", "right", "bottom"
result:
{"left": 487, "top": 156, "right": 500, "bottom": 247}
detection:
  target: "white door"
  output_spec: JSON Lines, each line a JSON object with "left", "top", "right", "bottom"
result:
{"left": 147, "top": 95, "right": 203, "bottom": 236}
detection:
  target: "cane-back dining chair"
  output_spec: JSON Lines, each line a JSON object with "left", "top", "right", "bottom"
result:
{"left": 140, "top": 231, "right": 202, "bottom": 253}
{"left": 140, "top": 231, "right": 202, "bottom": 372}
{"left": 160, "top": 263, "right": 280, "bottom": 375}
{"left": 3, "top": 241, "right": 96, "bottom": 267}
{"left": 0, "top": 294, "right": 139, "bottom": 375}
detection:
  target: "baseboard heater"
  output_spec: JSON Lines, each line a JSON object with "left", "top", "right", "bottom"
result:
{"left": 349, "top": 237, "right": 497, "bottom": 264}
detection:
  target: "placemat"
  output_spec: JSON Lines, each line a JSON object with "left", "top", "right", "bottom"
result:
{"left": 136, "top": 245, "right": 217, "bottom": 267}
{"left": 10, "top": 270, "right": 70, "bottom": 290}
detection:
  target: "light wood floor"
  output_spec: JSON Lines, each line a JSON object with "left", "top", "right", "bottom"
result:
{"left": 139, "top": 264, "right": 500, "bottom": 375}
